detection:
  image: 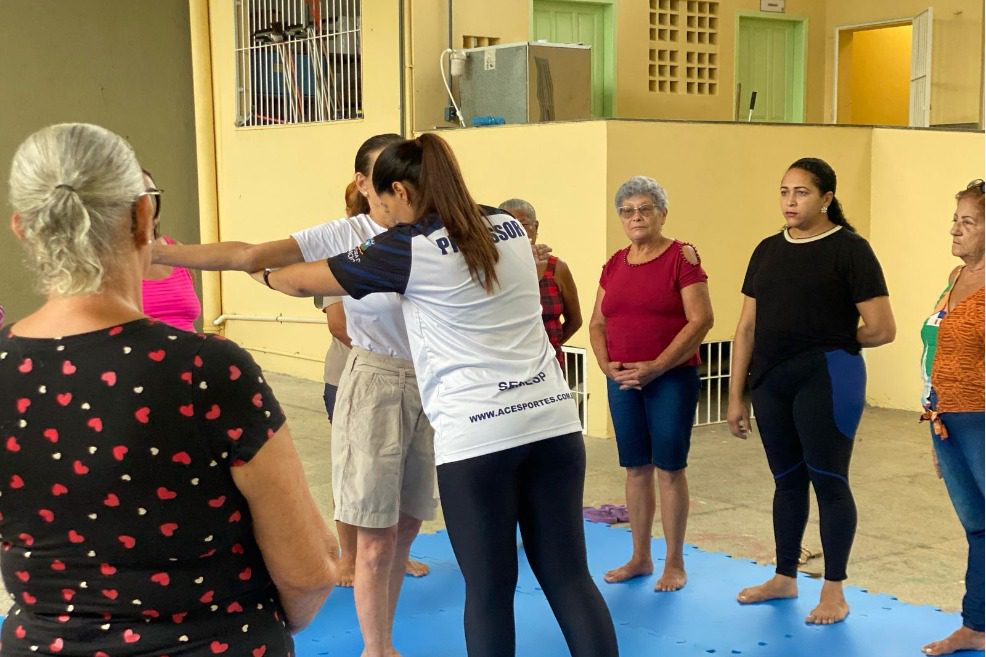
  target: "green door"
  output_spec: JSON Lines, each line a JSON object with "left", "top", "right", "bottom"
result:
{"left": 736, "top": 16, "right": 805, "bottom": 122}
{"left": 532, "top": 0, "right": 613, "bottom": 117}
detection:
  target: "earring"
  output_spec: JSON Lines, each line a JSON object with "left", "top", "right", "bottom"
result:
{"left": 147, "top": 239, "right": 154, "bottom": 245}
{"left": 821, "top": 206, "right": 828, "bottom": 213}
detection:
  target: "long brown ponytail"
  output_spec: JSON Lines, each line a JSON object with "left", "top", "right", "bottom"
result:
{"left": 373, "top": 133, "right": 499, "bottom": 292}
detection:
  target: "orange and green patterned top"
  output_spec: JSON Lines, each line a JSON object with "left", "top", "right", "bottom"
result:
{"left": 920, "top": 272, "right": 985, "bottom": 415}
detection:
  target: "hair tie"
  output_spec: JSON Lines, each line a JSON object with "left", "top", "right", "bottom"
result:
{"left": 54, "top": 184, "right": 76, "bottom": 193}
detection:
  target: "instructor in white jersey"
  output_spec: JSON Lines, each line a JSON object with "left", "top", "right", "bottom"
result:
{"left": 258, "top": 133, "right": 619, "bottom": 657}
{"left": 153, "top": 134, "right": 435, "bottom": 657}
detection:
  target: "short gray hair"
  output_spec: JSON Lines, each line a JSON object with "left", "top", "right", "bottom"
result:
{"left": 614, "top": 176, "right": 668, "bottom": 212}
{"left": 498, "top": 198, "right": 537, "bottom": 221}
{"left": 9, "top": 123, "right": 144, "bottom": 296}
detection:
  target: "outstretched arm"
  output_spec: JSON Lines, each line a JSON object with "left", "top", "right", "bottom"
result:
{"left": 252, "top": 260, "right": 348, "bottom": 298}
{"left": 154, "top": 238, "right": 304, "bottom": 272}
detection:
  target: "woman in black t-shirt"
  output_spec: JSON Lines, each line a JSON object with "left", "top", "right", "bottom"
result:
{"left": 726, "top": 158, "right": 896, "bottom": 625}
{"left": 1, "top": 123, "right": 337, "bottom": 656}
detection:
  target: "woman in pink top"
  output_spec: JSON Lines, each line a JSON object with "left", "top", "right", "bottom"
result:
{"left": 589, "top": 175, "right": 714, "bottom": 592}
{"left": 141, "top": 170, "right": 201, "bottom": 331}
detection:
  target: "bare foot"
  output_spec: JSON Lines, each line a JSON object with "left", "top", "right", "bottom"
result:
{"left": 736, "top": 574, "right": 798, "bottom": 604}
{"left": 405, "top": 559, "right": 430, "bottom": 577}
{"left": 335, "top": 558, "right": 356, "bottom": 588}
{"left": 654, "top": 565, "right": 687, "bottom": 592}
{"left": 922, "top": 626, "right": 986, "bottom": 655}
{"left": 805, "top": 580, "right": 849, "bottom": 624}
{"left": 603, "top": 558, "right": 653, "bottom": 583}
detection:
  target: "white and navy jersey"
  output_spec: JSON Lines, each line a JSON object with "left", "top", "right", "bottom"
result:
{"left": 292, "top": 215, "right": 412, "bottom": 360}
{"left": 327, "top": 206, "right": 582, "bottom": 465}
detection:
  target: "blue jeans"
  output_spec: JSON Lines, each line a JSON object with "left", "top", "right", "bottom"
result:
{"left": 606, "top": 365, "right": 700, "bottom": 471}
{"left": 930, "top": 394, "right": 985, "bottom": 631}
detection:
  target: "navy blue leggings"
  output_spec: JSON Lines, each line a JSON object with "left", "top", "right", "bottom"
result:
{"left": 437, "top": 433, "right": 619, "bottom": 657}
{"left": 752, "top": 350, "right": 865, "bottom": 581}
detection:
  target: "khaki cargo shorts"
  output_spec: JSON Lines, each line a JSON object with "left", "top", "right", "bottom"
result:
{"left": 331, "top": 346, "right": 437, "bottom": 528}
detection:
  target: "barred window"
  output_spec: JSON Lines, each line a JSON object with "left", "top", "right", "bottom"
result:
{"left": 234, "top": 0, "right": 362, "bottom": 127}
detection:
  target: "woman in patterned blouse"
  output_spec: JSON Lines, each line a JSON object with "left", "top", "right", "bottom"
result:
{"left": 1, "top": 123, "right": 337, "bottom": 656}
{"left": 919, "top": 180, "right": 985, "bottom": 656}
{"left": 499, "top": 198, "right": 582, "bottom": 368}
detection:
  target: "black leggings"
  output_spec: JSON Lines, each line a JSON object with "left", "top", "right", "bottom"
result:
{"left": 437, "top": 433, "right": 619, "bottom": 657}
{"left": 751, "top": 350, "right": 866, "bottom": 582}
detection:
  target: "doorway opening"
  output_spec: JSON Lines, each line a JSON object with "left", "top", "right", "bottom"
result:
{"left": 833, "top": 9, "right": 932, "bottom": 127}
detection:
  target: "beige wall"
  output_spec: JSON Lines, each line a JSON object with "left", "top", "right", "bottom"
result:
{"left": 605, "top": 121, "right": 872, "bottom": 339}
{"left": 824, "top": 0, "right": 985, "bottom": 126}
{"left": 0, "top": 0, "right": 199, "bottom": 325}
{"left": 865, "top": 128, "right": 984, "bottom": 410}
{"left": 197, "top": 1, "right": 983, "bottom": 436}
{"left": 614, "top": 0, "right": 828, "bottom": 123}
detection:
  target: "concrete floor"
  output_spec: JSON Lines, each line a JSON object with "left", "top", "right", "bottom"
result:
{"left": 0, "top": 371, "right": 967, "bottom": 616}
{"left": 266, "top": 371, "right": 966, "bottom": 614}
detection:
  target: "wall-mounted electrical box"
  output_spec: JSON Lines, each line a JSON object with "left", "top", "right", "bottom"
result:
{"left": 459, "top": 42, "right": 591, "bottom": 125}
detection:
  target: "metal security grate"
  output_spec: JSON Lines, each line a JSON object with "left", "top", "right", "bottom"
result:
{"left": 234, "top": 0, "right": 362, "bottom": 127}
{"left": 561, "top": 346, "right": 588, "bottom": 434}
{"left": 694, "top": 339, "right": 732, "bottom": 426}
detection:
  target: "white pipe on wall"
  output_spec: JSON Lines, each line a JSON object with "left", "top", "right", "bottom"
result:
{"left": 212, "top": 314, "right": 325, "bottom": 326}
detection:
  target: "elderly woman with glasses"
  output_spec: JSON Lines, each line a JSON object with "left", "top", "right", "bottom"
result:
{"left": 0, "top": 123, "right": 337, "bottom": 655}
{"left": 588, "top": 175, "right": 713, "bottom": 592}
{"left": 919, "top": 179, "right": 985, "bottom": 656}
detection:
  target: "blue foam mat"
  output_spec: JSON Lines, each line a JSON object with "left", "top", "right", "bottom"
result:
{"left": 297, "top": 521, "right": 982, "bottom": 657}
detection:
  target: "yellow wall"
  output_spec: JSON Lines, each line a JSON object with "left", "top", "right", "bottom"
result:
{"left": 605, "top": 121, "right": 872, "bottom": 342}
{"left": 427, "top": 120, "right": 875, "bottom": 435}
{"left": 839, "top": 25, "right": 912, "bottom": 126}
{"left": 824, "top": 0, "right": 984, "bottom": 126}
{"left": 203, "top": 0, "right": 403, "bottom": 380}
{"left": 198, "top": 1, "right": 983, "bottom": 436}
{"left": 865, "top": 128, "right": 984, "bottom": 410}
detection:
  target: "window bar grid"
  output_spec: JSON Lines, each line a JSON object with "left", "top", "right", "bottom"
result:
{"left": 234, "top": 0, "right": 362, "bottom": 127}
{"left": 694, "top": 340, "right": 732, "bottom": 427}
{"left": 561, "top": 346, "right": 588, "bottom": 434}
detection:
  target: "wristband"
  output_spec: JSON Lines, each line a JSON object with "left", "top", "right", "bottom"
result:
{"left": 263, "top": 268, "right": 274, "bottom": 289}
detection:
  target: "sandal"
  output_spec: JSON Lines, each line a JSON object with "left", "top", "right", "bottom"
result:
{"left": 798, "top": 545, "right": 822, "bottom": 565}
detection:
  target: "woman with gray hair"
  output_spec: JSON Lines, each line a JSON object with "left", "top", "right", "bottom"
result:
{"left": 589, "top": 175, "right": 713, "bottom": 591}
{"left": 0, "top": 123, "right": 337, "bottom": 655}
{"left": 499, "top": 198, "right": 583, "bottom": 367}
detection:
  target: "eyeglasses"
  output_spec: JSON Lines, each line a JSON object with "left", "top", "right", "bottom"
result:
{"left": 130, "top": 187, "right": 164, "bottom": 233}
{"left": 140, "top": 187, "right": 164, "bottom": 220}
{"left": 967, "top": 179, "right": 985, "bottom": 194}
{"left": 617, "top": 204, "right": 657, "bottom": 220}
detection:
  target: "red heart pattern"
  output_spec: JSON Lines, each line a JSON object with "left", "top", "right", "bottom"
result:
{"left": 0, "top": 320, "right": 287, "bottom": 652}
